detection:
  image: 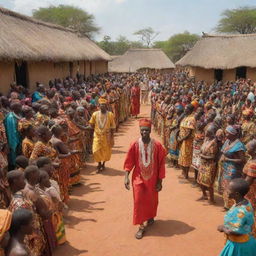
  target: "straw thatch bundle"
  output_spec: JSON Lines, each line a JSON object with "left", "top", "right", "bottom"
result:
{"left": 0, "top": 7, "right": 111, "bottom": 62}
{"left": 109, "top": 48, "right": 175, "bottom": 73}
{"left": 176, "top": 33, "right": 256, "bottom": 69}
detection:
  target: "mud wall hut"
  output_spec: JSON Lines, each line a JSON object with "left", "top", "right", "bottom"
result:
{"left": 108, "top": 48, "right": 175, "bottom": 73}
{"left": 176, "top": 34, "right": 256, "bottom": 84}
{"left": 0, "top": 7, "right": 110, "bottom": 94}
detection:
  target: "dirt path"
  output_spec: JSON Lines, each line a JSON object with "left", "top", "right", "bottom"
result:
{"left": 55, "top": 105, "right": 224, "bottom": 256}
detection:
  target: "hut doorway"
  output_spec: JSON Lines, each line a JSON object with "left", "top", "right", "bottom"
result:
{"left": 236, "top": 67, "right": 247, "bottom": 79}
{"left": 15, "top": 61, "right": 28, "bottom": 87}
{"left": 214, "top": 69, "right": 223, "bottom": 81}
{"left": 69, "top": 62, "right": 74, "bottom": 77}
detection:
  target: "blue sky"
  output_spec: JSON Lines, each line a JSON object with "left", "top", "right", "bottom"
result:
{"left": 0, "top": 0, "right": 255, "bottom": 41}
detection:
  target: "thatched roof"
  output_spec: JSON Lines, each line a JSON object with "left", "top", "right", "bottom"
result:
{"left": 176, "top": 33, "right": 256, "bottom": 69}
{"left": 109, "top": 48, "right": 175, "bottom": 72}
{"left": 0, "top": 7, "right": 111, "bottom": 62}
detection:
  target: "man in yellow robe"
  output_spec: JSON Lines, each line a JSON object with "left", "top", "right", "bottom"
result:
{"left": 89, "top": 98, "right": 116, "bottom": 172}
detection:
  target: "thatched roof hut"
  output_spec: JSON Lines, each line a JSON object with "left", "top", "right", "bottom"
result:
{"left": 109, "top": 48, "right": 175, "bottom": 73}
{"left": 176, "top": 33, "right": 256, "bottom": 69}
{"left": 0, "top": 7, "right": 111, "bottom": 62}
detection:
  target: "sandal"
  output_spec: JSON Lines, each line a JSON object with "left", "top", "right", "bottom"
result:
{"left": 135, "top": 228, "right": 145, "bottom": 239}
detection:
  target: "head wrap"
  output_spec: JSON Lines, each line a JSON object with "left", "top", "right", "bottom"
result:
{"left": 98, "top": 98, "right": 108, "bottom": 105}
{"left": 242, "top": 109, "right": 254, "bottom": 117}
{"left": 65, "top": 96, "right": 73, "bottom": 102}
{"left": 139, "top": 119, "right": 152, "bottom": 128}
{"left": 175, "top": 103, "right": 184, "bottom": 111}
{"left": 191, "top": 100, "right": 199, "bottom": 109}
{"left": 0, "top": 209, "right": 12, "bottom": 241}
{"left": 226, "top": 125, "right": 237, "bottom": 136}
{"left": 205, "top": 101, "right": 213, "bottom": 108}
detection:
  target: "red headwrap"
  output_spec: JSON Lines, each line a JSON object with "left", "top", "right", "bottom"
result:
{"left": 139, "top": 119, "right": 152, "bottom": 128}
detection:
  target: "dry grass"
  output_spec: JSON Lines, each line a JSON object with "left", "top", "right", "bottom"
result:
{"left": 0, "top": 7, "right": 111, "bottom": 62}
{"left": 109, "top": 48, "right": 175, "bottom": 73}
{"left": 176, "top": 33, "right": 256, "bottom": 69}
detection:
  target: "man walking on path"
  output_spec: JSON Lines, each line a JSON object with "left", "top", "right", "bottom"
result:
{"left": 124, "top": 119, "right": 166, "bottom": 239}
{"left": 89, "top": 98, "right": 116, "bottom": 173}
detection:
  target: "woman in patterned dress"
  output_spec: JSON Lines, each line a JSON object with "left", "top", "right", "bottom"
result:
{"left": 221, "top": 126, "right": 246, "bottom": 210}
{"left": 7, "top": 170, "right": 46, "bottom": 256}
{"left": 168, "top": 104, "right": 184, "bottom": 168}
{"left": 18, "top": 106, "right": 35, "bottom": 136}
{"left": 30, "top": 126, "right": 57, "bottom": 162}
{"left": 65, "top": 108, "right": 83, "bottom": 185}
{"left": 243, "top": 139, "right": 256, "bottom": 213}
{"left": 37, "top": 170, "right": 66, "bottom": 245}
{"left": 197, "top": 125, "right": 218, "bottom": 204}
{"left": 22, "top": 125, "right": 36, "bottom": 159}
{"left": 191, "top": 108, "right": 205, "bottom": 185}
{"left": 51, "top": 125, "right": 79, "bottom": 202}
{"left": 218, "top": 178, "right": 256, "bottom": 256}
{"left": 178, "top": 104, "right": 196, "bottom": 180}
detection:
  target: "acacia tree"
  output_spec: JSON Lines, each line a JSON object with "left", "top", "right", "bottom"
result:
{"left": 216, "top": 7, "right": 256, "bottom": 34}
{"left": 32, "top": 5, "right": 100, "bottom": 38}
{"left": 134, "top": 27, "right": 159, "bottom": 47}
{"left": 98, "top": 35, "right": 144, "bottom": 55}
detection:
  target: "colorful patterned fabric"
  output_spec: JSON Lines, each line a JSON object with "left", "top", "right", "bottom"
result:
{"left": 220, "top": 202, "right": 256, "bottom": 256}
{"left": 197, "top": 138, "right": 218, "bottom": 187}
{"left": 30, "top": 141, "right": 57, "bottom": 161}
{"left": 89, "top": 111, "right": 116, "bottom": 162}
{"left": 178, "top": 114, "right": 196, "bottom": 167}
{"left": 243, "top": 159, "right": 256, "bottom": 210}
{"left": 22, "top": 137, "right": 35, "bottom": 159}
{"left": 221, "top": 139, "right": 246, "bottom": 208}
{"left": 9, "top": 191, "right": 46, "bottom": 256}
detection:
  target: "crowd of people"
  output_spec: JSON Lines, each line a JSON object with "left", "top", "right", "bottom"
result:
{"left": 150, "top": 71, "right": 256, "bottom": 255}
{"left": 1, "top": 69, "right": 256, "bottom": 255}
{"left": 0, "top": 72, "right": 144, "bottom": 256}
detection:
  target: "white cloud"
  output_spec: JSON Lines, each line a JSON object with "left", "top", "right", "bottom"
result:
{"left": 12, "top": 0, "right": 125, "bottom": 15}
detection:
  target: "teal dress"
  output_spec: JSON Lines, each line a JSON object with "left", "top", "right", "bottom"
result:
{"left": 32, "top": 91, "right": 43, "bottom": 102}
{"left": 220, "top": 201, "right": 256, "bottom": 256}
{"left": 4, "top": 112, "right": 21, "bottom": 168}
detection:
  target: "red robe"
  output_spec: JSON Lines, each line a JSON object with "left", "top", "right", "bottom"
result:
{"left": 124, "top": 139, "right": 166, "bottom": 225}
{"left": 130, "top": 87, "right": 140, "bottom": 116}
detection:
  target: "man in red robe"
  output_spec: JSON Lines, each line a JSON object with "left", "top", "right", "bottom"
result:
{"left": 124, "top": 119, "right": 166, "bottom": 239}
{"left": 130, "top": 83, "right": 140, "bottom": 118}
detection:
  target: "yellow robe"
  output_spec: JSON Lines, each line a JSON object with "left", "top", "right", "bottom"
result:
{"left": 89, "top": 111, "right": 116, "bottom": 162}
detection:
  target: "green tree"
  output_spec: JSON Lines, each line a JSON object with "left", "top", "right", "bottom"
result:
{"left": 154, "top": 32, "right": 200, "bottom": 62}
{"left": 98, "top": 36, "right": 116, "bottom": 55}
{"left": 134, "top": 27, "right": 159, "bottom": 47}
{"left": 216, "top": 7, "right": 256, "bottom": 34}
{"left": 32, "top": 5, "right": 100, "bottom": 38}
{"left": 98, "top": 35, "right": 145, "bottom": 55}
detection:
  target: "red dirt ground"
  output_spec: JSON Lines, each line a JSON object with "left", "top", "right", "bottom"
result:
{"left": 54, "top": 105, "right": 224, "bottom": 256}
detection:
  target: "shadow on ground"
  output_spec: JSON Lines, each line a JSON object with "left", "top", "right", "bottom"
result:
{"left": 70, "top": 182, "right": 103, "bottom": 197}
{"left": 145, "top": 220, "right": 195, "bottom": 237}
{"left": 64, "top": 214, "right": 97, "bottom": 229}
{"left": 67, "top": 198, "right": 105, "bottom": 213}
{"left": 54, "top": 242, "right": 88, "bottom": 255}
{"left": 83, "top": 163, "right": 124, "bottom": 177}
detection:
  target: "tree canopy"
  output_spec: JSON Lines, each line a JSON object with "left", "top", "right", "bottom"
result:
{"left": 216, "top": 7, "right": 256, "bottom": 34}
{"left": 154, "top": 31, "right": 200, "bottom": 62}
{"left": 32, "top": 5, "right": 100, "bottom": 38}
{"left": 133, "top": 27, "right": 159, "bottom": 47}
{"left": 98, "top": 35, "right": 145, "bottom": 55}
